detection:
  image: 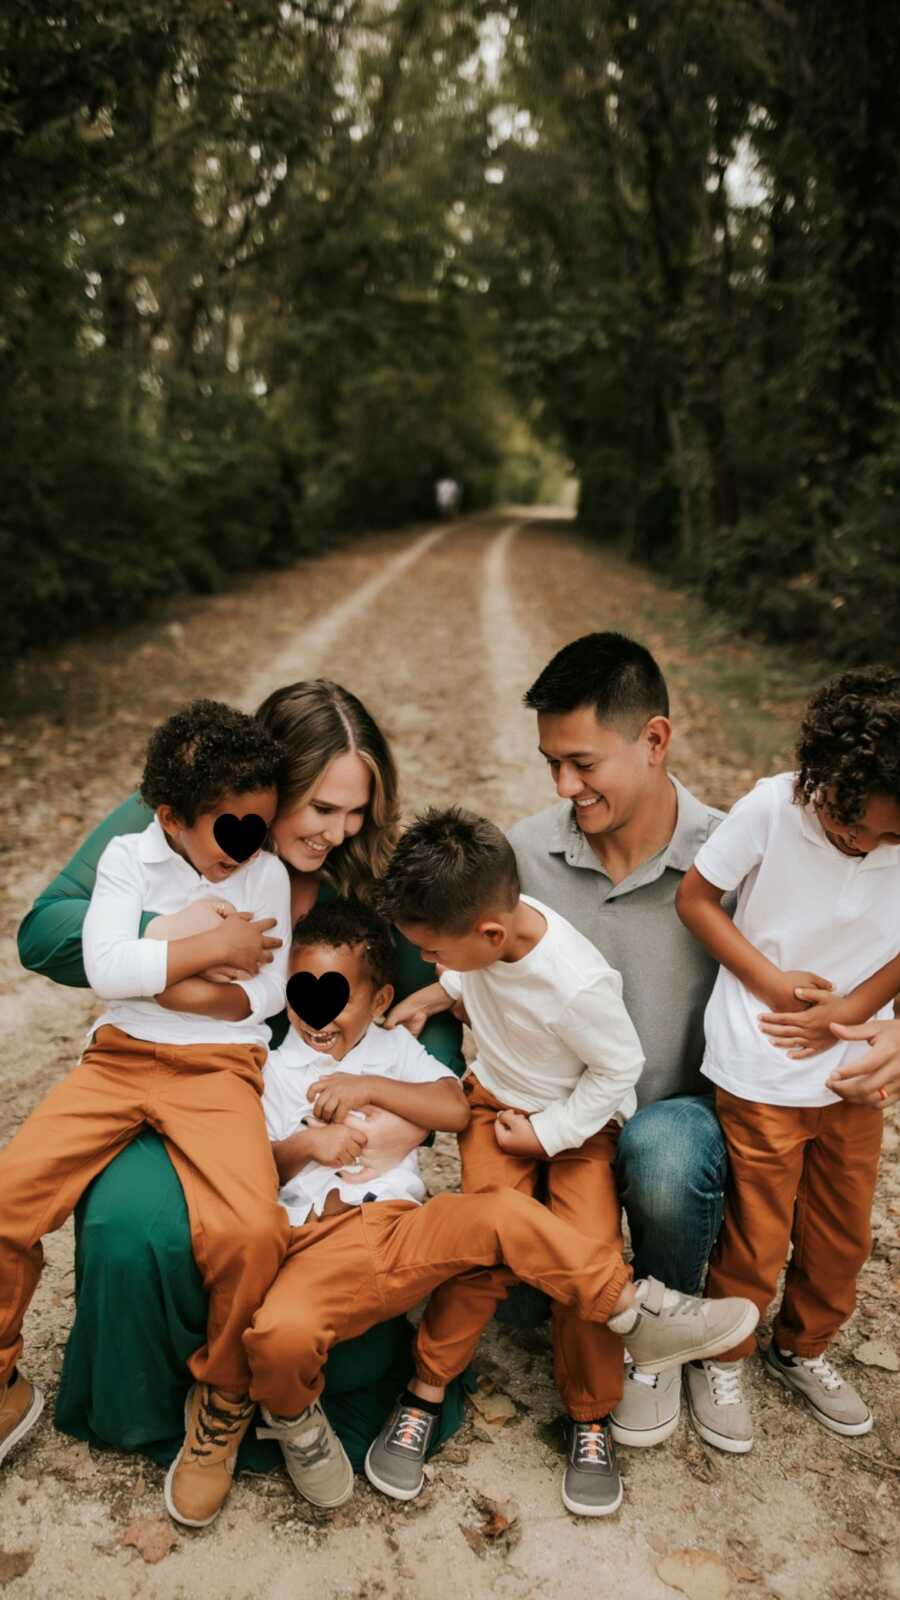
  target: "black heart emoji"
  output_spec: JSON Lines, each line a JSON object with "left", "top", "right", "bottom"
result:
{"left": 213, "top": 812, "right": 268, "bottom": 863}
{"left": 287, "top": 971, "right": 351, "bottom": 1030}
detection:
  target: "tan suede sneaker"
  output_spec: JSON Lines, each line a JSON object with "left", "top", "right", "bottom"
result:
{"left": 164, "top": 1384, "right": 255, "bottom": 1527}
{"left": 0, "top": 1373, "right": 44, "bottom": 1465}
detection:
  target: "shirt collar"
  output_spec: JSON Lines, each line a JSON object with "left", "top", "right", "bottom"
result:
{"left": 549, "top": 775, "right": 718, "bottom": 882}
{"left": 137, "top": 816, "right": 182, "bottom": 865}
{"left": 280, "top": 1021, "right": 382, "bottom": 1070}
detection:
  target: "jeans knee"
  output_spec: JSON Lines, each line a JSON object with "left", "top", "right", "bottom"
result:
{"left": 617, "top": 1096, "right": 726, "bottom": 1219}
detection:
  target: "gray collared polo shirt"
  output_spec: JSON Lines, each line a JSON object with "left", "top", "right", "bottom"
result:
{"left": 507, "top": 776, "right": 724, "bottom": 1108}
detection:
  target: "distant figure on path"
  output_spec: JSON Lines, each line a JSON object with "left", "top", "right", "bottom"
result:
{"left": 435, "top": 478, "right": 461, "bottom": 518}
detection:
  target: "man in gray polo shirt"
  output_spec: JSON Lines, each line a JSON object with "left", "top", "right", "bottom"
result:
{"left": 507, "top": 632, "right": 728, "bottom": 1449}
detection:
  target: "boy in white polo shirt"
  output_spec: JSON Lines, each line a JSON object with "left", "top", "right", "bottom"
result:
{"left": 381, "top": 806, "right": 651, "bottom": 1517}
{"left": 0, "top": 701, "right": 293, "bottom": 1527}
{"left": 677, "top": 666, "right": 900, "bottom": 1451}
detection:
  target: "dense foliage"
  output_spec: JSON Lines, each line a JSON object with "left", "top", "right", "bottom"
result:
{"left": 3, "top": 2, "right": 898, "bottom": 666}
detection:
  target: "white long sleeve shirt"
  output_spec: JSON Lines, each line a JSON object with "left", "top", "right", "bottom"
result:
{"left": 262, "top": 1021, "right": 458, "bottom": 1224}
{"left": 83, "top": 817, "right": 292, "bottom": 1047}
{"left": 439, "top": 895, "right": 644, "bottom": 1157}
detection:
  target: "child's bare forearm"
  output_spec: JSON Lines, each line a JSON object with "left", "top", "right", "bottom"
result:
{"left": 156, "top": 977, "right": 251, "bottom": 1021}
{"left": 361, "top": 1074, "right": 469, "bottom": 1132}
{"left": 845, "top": 952, "right": 900, "bottom": 1023}
{"left": 676, "top": 868, "right": 782, "bottom": 1005}
{"left": 388, "top": 983, "right": 453, "bottom": 1027}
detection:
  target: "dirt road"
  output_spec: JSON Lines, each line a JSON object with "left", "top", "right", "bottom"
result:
{"left": 1, "top": 510, "right": 898, "bottom": 1599}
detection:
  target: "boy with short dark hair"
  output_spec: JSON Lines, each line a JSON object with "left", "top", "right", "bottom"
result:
{"left": 243, "top": 896, "right": 757, "bottom": 1519}
{"left": 379, "top": 807, "right": 755, "bottom": 1517}
{"left": 0, "top": 700, "right": 293, "bottom": 1528}
{"left": 677, "top": 666, "right": 900, "bottom": 1452}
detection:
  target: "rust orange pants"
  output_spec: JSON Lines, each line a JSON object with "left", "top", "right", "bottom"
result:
{"left": 458, "top": 1074, "right": 625, "bottom": 1419}
{"left": 244, "top": 1188, "right": 631, "bottom": 1419}
{"left": 706, "top": 1088, "right": 883, "bottom": 1361}
{"left": 0, "top": 1026, "right": 289, "bottom": 1390}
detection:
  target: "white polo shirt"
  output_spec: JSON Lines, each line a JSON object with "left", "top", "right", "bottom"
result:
{"left": 438, "top": 895, "right": 644, "bottom": 1158}
{"left": 83, "top": 818, "right": 292, "bottom": 1048}
{"left": 696, "top": 772, "right": 900, "bottom": 1106}
{"left": 262, "top": 1021, "right": 458, "bottom": 1225}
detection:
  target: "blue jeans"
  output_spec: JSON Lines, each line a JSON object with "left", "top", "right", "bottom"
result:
{"left": 615, "top": 1094, "right": 728, "bottom": 1295}
{"left": 496, "top": 1094, "right": 727, "bottom": 1328}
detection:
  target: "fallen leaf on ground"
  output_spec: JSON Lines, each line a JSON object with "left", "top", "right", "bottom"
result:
{"left": 854, "top": 1340, "right": 899, "bottom": 1371}
{"left": 0, "top": 1551, "right": 34, "bottom": 1586}
{"left": 460, "top": 1525, "right": 486, "bottom": 1558}
{"left": 730, "top": 1565, "right": 760, "bottom": 1584}
{"left": 833, "top": 1532, "right": 871, "bottom": 1555}
{"left": 656, "top": 1548, "right": 733, "bottom": 1600}
{"left": 468, "top": 1389, "right": 516, "bottom": 1425}
{"left": 121, "top": 1519, "right": 176, "bottom": 1564}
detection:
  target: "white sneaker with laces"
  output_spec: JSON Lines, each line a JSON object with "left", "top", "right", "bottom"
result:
{"left": 610, "top": 1355, "right": 681, "bottom": 1447}
{"left": 684, "top": 1359, "right": 753, "bottom": 1453}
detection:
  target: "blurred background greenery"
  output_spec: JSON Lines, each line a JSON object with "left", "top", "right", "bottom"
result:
{"left": 2, "top": 1, "right": 898, "bottom": 668}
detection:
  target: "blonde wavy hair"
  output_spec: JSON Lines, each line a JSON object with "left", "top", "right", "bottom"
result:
{"left": 255, "top": 680, "right": 399, "bottom": 898}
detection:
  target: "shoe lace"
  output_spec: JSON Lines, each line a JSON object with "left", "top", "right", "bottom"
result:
{"left": 281, "top": 1411, "right": 334, "bottom": 1469}
{"left": 626, "top": 1362, "right": 659, "bottom": 1391}
{"left": 800, "top": 1354, "right": 843, "bottom": 1392}
{"left": 389, "top": 1406, "right": 431, "bottom": 1454}
{"left": 191, "top": 1387, "right": 254, "bottom": 1459}
{"left": 574, "top": 1423, "right": 612, "bottom": 1468}
{"left": 707, "top": 1363, "right": 744, "bottom": 1407}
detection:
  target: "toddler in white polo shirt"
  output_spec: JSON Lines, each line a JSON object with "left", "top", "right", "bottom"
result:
{"left": 677, "top": 666, "right": 900, "bottom": 1453}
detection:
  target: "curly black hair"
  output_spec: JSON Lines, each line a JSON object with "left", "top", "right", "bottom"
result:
{"left": 375, "top": 806, "right": 520, "bottom": 934}
{"left": 794, "top": 666, "right": 900, "bottom": 825}
{"left": 291, "top": 898, "right": 396, "bottom": 991}
{"left": 140, "top": 700, "right": 284, "bottom": 826}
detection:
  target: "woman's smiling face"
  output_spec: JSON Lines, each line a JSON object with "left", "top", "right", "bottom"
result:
{"left": 271, "top": 751, "right": 372, "bottom": 873}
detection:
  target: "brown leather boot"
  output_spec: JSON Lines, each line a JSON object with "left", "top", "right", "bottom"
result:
{"left": 164, "top": 1384, "right": 256, "bottom": 1527}
{"left": 0, "top": 1372, "right": 44, "bottom": 1465}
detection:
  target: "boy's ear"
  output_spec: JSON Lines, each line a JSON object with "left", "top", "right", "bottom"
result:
{"left": 156, "top": 803, "right": 185, "bottom": 836}
{"left": 374, "top": 982, "right": 395, "bottom": 1019}
{"left": 477, "top": 918, "right": 506, "bottom": 948}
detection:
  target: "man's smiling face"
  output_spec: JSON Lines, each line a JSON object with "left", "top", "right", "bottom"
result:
{"left": 537, "top": 705, "right": 659, "bottom": 838}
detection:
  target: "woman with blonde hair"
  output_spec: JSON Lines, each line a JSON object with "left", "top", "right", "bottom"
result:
{"left": 18, "top": 680, "right": 465, "bottom": 1472}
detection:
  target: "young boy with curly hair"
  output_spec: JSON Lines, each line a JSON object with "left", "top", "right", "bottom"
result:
{"left": 0, "top": 701, "right": 293, "bottom": 1527}
{"left": 676, "top": 666, "right": 900, "bottom": 1452}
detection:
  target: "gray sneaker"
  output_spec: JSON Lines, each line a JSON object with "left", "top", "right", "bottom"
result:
{"left": 364, "top": 1396, "right": 439, "bottom": 1501}
{"left": 684, "top": 1360, "right": 753, "bottom": 1453}
{"left": 610, "top": 1357, "right": 681, "bottom": 1448}
{"left": 562, "top": 1420, "right": 622, "bottom": 1516}
{"left": 257, "top": 1400, "right": 354, "bottom": 1508}
{"left": 763, "top": 1346, "right": 873, "bottom": 1436}
{"left": 619, "top": 1279, "right": 758, "bottom": 1375}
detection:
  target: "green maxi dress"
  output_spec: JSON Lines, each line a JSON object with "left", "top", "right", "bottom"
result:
{"left": 17, "top": 794, "right": 469, "bottom": 1471}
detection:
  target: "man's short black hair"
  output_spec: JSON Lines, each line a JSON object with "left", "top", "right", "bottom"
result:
{"left": 291, "top": 898, "right": 396, "bottom": 991}
{"left": 140, "top": 700, "right": 284, "bottom": 826}
{"left": 524, "top": 632, "right": 669, "bottom": 732}
{"left": 376, "top": 807, "right": 519, "bottom": 935}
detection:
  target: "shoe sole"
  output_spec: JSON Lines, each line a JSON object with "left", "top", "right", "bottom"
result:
{"left": 363, "top": 1443, "right": 424, "bottom": 1502}
{"left": 609, "top": 1402, "right": 681, "bottom": 1449}
{"left": 0, "top": 1385, "right": 45, "bottom": 1466}
{"left": 763, "top": 1356, "right": 874, "bottom": 1437}
{"left": 635, "top": 1304, "right": 759, "bottom": 1377}
{"left": 684, "top": 1385, "right": 753, "bottom": 1455}
{"left": 561, "top": 1479, "right": 624, "bottom": 1516}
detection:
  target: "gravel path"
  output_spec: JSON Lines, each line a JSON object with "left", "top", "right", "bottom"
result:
{"left": 1, "top": 509, "right": 897, "bottom": 1600}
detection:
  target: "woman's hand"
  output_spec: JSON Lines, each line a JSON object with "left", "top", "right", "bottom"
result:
{"left": 308, "top": 1072, "right": 374, "bottom": 1124}
{"left": 147, "top": 899, "right": 280, "bottom": 979}
{"left": 214, "top": 911, "right": 281, "bottom": 973}
{"left": 826, "top": 1019, "right": 900, "bottom": 1107}
{"left": 493, "top": 1108, "right": 547, "bottom": 1158}
{"left": 337, "top": 1107, "right": 428, "bottom": 1183}
{"left": 758, "top": 982, "right": 847, "bottom": 1058}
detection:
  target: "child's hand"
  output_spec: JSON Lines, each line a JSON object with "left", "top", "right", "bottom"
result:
{"left": 758, "top": 981, "right": 846, "bottom": 1058}
{"left": 309, "top": 1073, "right": 375, "bottom": 1123}
{"left": 493, "top": 1109, "right": 547, "bottom": 1158}
{"left": 383, "top": 996, "right": 431, "bottom": 1037}
{"left": 762, "top": 969, "right": 834, "bottom": 1015}
{"left": 305, "top": 1119, "right": 368, "bottom": 1170}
